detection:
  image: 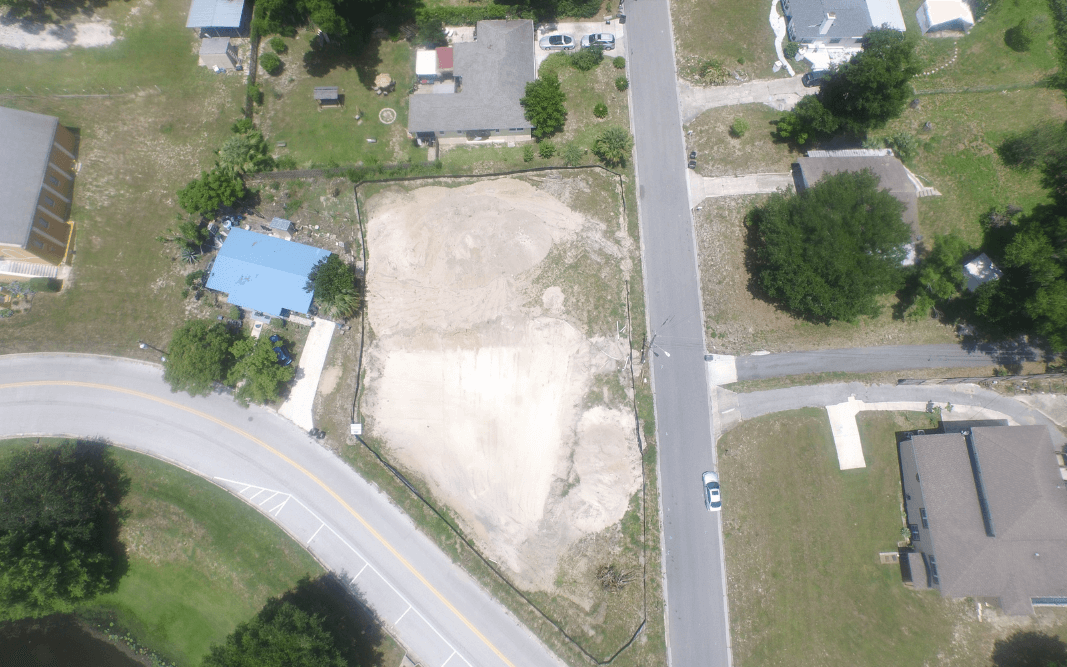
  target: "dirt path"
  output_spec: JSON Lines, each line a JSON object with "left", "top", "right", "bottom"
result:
{"left": 0, "top": 15, "right": 116, "bottom": 50}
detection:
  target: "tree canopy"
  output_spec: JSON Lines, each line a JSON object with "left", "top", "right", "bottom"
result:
{"left": 218, "top": 131, "right": 275, "bottom": 175}
{"left": 177, "top": 168, "right": 246, "bottom": 217}
{"left": 202, "top": 599, "right": 346, "bottom": 667}
{"left": 228, "top": 336, "right": 296, "bottom": 406}
{"left": 163, "top": 320, "right": 240, "bottom": 396}
{"left": 775, "top": 28, "right": 920, "bottom": 143}
{"left": 819, "top": 29, "right": 922, "bottom": 132}
{"left": 749, "top": 169, "right": 911, "bottom": 322}
{"left": 0, "top": 442, "right": 128, "bottom": 614}
{"left": 521, "top": 74, "right": 567, "bottom": 139}
{"left": 305, "top": 255, "right": 361, "bottom": 319}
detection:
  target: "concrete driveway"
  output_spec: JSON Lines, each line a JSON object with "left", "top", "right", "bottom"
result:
{"left": 279, "top": 317, "right": 336, "bottom": 430}
{"left": 688, "top": 171, "right": 794, "bottom": 208}
{"left": 534, "top": 20, "right": 626, "bottom": 69}
{"left": 678, "top": 76, "right": 810, "bottom": 123}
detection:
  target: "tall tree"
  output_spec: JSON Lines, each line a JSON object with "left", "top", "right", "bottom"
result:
{"left": 163, "top": 320, "right": 240, "bottom": 396}
{"left": 819, "top": 29, "right": 922, "bottom": 132}
{"left": 521, "top": 74, "right": 567, "bottom": 139}
{"left": 177, "top": 168, "right": 246, "bottom": 217}
{"left": 749, "top": 169, "right": 911, "bottom": 322}
{"left": 203, "top": 599, "right": 346, "bottom": 667}
{"left": 228, "top": 336, "right": 296, "bottom": 406}
{"left": 305, "top": 255, "right": 361, "bottom": 319}
{"left": 0, "top": 442, "right": 127, "bottom": 614}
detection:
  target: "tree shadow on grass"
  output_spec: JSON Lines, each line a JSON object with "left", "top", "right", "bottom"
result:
{"left": 1, "top": 0, "right": 128, "bottom": 25}
{"left": 991, "top": 630, "right": 1067, "bottom": 667}
{"left": 276, "top": 573, "right": 388, "bottom": 667}
{"left": 303, "top": 36, "right": 384, "bottom": 89}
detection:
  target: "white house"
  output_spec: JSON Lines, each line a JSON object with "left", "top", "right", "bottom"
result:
{"left": 916, "top": 0, "right": 975, "bottom": 35}
{"left": 783, "top": 0, "right": 906, "bottom": 69}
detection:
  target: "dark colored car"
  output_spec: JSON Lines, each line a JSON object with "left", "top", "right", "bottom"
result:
{"left": 802, "top": 70, "right": 830, "bottom": 87}
{"left": 269, "top": 335, "right": 293, "bottom": 366}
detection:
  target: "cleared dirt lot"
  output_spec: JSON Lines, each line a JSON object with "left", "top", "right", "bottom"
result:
{"left": 361, "top": 174, "right": 642, "bottom": 592}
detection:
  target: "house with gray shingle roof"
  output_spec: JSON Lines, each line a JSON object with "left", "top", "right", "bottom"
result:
{"left": 897, "top": 422, "right": 1067, "bottom": 615}
{"left": 783, "top": 0, "right": 905, "bottom": 47}
{"left": 408, "top": 20, "right": 536, "bottom": 144}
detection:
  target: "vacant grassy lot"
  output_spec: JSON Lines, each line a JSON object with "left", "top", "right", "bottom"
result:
{"left": 717, "top": 409, "right": 1067, "bottom": 667}
{"left": 694, "top": 194, "right": 959, "bottom": 354}
{"left": 684, "top": 104, "right": 797, "bottom": 177}
{"left": 256, "top": 33, "right": 426, "bottom": 167}
{"left": 0, "top": 440, "right": 388, "bottom": 666}
{"left": 873, "top": 88, "right": 1062, "bottom": 244}
{"left": 671, "top": 0, "right": 780, "bottom": 83}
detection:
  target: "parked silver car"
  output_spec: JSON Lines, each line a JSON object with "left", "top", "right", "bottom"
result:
{"left": 580, "top": 33, "right": 616, "bottom": 50}
{"left": 539, "top": 34, "right": 576, "bottom": 51}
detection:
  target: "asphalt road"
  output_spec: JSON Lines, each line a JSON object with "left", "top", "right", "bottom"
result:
{"left": 734, "top": 342, "right": 1048, "bottom": 381}
{"left": 0, "top": 354, "right": 564, "bottom": 667}
{"left": 626, "top": 3, "right": 732, "bottom": 667}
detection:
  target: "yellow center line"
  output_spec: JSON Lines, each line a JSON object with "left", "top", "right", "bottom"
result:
{"left": 1, "top": 380, "right": 517, "bottom": 667}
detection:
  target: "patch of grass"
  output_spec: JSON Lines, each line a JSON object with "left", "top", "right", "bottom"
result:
{"left": 685, "top": 105, "right": 798, "bottom": 176}
{"left": 257, "top": 35, "right": 425, "bottom": 168}
{"left": 716, "top": 408, "right": 1044, "bottom": 667}
{"left": 719, "top": 364, "right": 1040, "bottom": 392}
{"left": 694, "top": 194, "right": 959, "bottom": 354}
{"left": 0, "top": 440, "right": 327, "bottom": 666}
{"left": 873, "top": 90, "right": 1061, "bottom": 243}
{"left": 904, "top": 0, "right": 1056, "bottom": 90}
{"left": 671, "top": 0, "right": 780, "bottom": 82}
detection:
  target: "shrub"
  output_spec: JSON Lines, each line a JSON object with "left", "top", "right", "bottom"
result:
{"left": 1004, "top": 20, "right": 1033, "bottom": 52}
{"left": 884, "top": 132, "right": 920, "bottom": 163}
{"left": 696, "top": 58, "right": 729, "bottom": 84}
{"left": 615, "top": 76, "right": 629, "bottom": 91}
{"left": 539, "top": 141, "right": 556, "bottom": 159}
{"left": 246, "top": 83, "right": 263, "bottom": 106}
{"left": 783, "top": 41, "right": 801, "bottom": 59}
{"left": 592, "top": 126, "right": 633, "bottom": 167}
{"left": 231, "top": 118, "right": 254, "bottom": 133}
{"left": 523, "top": 144, "right": 535, "bottom": 162}
{"left": 571, "top": 46, "right": 604, "bottom": 72}
{"left": 562, "top": 143, "right": 584, "bottom": 166}
{"left": 229, "top": 305, "right": 242, "bottom": 320}
{"left": 521, "top": 74, "right": 567, "bottom": 139}
{"left": 730, "top": 117, "right": 749, "bottom": 138}
{"left": 269, "top": 36, "right": 287, "bottom": 53}
{"left": 417, "top": 20, "right": 447, "bottom": 47}
{"left": 276, "top": 155, "right": 298, "bottom": 170}
{"left": 593, "top": 102, "right": 608, "bottom": 118}
{"left": 260, "top": 52, "right": 283, "bottom": 75}
{"left": 613, "top": 56, "right": 626, "bottom": 69}
{"left": 25, "top": 277, "right": 61, "bottom": 292}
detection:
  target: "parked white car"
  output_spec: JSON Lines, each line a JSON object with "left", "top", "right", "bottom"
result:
{"left": 703, "top": 471, "right": 721, "bottom": 512}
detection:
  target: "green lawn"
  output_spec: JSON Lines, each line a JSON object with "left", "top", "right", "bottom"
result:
{"left": 0, "top": 440, "right": 325, "bottom": 665}
{"left": 256, "top": 33, "right": 426, "bottom": 167}
{"left": 684, "top": 104, "right": 798, "bottom": 177}
{"left": 718, "top": 409, "right": 1067, "bottom": 666}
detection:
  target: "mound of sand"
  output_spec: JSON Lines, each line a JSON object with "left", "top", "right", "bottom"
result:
{"left": 363, "top": 179, "right": 641, "bottom": 590}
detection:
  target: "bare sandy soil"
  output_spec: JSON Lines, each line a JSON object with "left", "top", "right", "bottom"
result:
{"left": 0, "top": 15, "right": 116, "bottom": 50}
{"left": 362, "top": 178, "right": 641, "bottom": 590}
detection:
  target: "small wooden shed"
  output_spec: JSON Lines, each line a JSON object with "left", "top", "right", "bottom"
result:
{"left": 313, "top": 86, "right": 342, "bottom": 108}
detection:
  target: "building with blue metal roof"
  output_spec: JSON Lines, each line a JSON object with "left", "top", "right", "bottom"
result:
{"left": 206, "top": 228, "right": 331, "bottom": 317}
{"left": 186, "top": 0, "right": 248, "bottom": 31}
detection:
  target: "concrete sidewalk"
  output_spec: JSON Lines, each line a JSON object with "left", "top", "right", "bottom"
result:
{"left": 689, "top": 171, "right": 793, "bottom": 207}
{"left": 678, "top": 76, "right": 810, "bottom": 123}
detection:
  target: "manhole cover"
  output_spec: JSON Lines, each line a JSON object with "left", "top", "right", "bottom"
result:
{"left": 379, "top": 108, "right": 396, "bottom": 124}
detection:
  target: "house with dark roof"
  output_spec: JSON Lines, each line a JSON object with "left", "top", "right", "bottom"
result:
{"left": 408, "top": 20, "right": 536, "bottom": 144}
{"left": 205, "top": 228, "right": 331, "bottom": 317}
{"left": 897, "top": 422, "right": 1067, "bottom": 615}
{"left": 795, "top": 149, "right": 941, "bottom": 240}
{"left": 0, "top": 106, "right": 77, "bottom": 280}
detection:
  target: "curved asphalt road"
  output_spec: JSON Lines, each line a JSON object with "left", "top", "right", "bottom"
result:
{"left": 0, "top": 354, "right": 564, "bottom": 667}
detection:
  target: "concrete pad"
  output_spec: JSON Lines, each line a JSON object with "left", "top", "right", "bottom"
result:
{"left": 705, "top": 354, "right": 738, "bottom": 385}
{"left": 825, "top": 397, "right": 867, "bottom": 469}
{"left": 279, "top": 317, "right": 336, "bottom": 430}
{"left": 689, "top": 172, "right": 793, "bottom": 207}
{"left": 822, "top": 395, "right": 1018, "bottom": 471}
{"left": 678, "top": 76, "right": 810, "bottom": 123}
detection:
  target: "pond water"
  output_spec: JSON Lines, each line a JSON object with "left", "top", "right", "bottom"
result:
{"left": 0, "top": 615, "right": 144, "bottom": 667}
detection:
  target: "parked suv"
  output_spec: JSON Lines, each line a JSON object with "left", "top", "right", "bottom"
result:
{"left": 802, "top": 69, "right": 830, "bottom": 87}
{"left": 580, "top": 33, "right": 616, "bottom": 50}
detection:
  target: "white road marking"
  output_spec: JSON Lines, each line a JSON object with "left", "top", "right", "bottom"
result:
{"left": 352, "top": 563, "right": 369, "bottom": 581}
{"left": 396, "top": 604, "right": 413, "bottom": 623}
{"left": 307, "top": 522, "right": 325, "bottom": 545}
